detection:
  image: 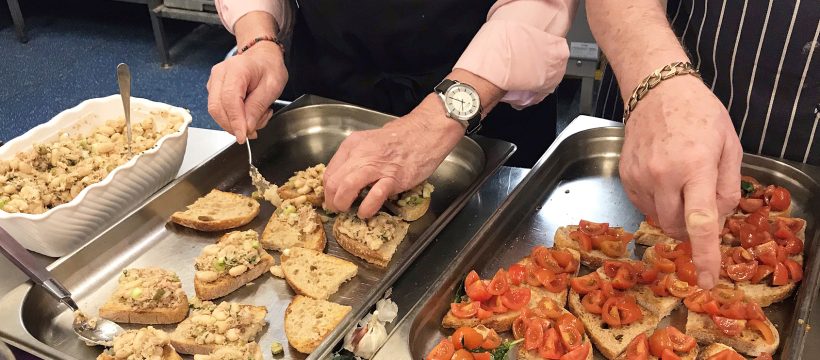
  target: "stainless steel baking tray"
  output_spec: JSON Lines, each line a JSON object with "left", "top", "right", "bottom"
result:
{"left": 0, "top": 95, "right": 515, "bottom": 360}
{"left": 375, "top": 124, "right": 820, "bottom": 360}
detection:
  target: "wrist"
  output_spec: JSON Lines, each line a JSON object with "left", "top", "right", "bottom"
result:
{"left": 234, "top": 11, "right": 278, "bottom": 46}
{"left": 618, "top": 51, "right": 690, "bottom": 101}
{"left": 395, "top": 94, "right": 466, "bottom": 141}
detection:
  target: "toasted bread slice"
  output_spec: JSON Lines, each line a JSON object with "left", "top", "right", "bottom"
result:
{"left": 441, "top": 284, "right": 556, "bottom": 333}
{"left": 171, "top": 190, "right": 260, "bottom": 231}
{"left": 98, "top": 344, "right": 182, "bottom": 360}
{"left": 192, "top": 342, "right": 263, "bottom": 360}
{"left": 634, "top": 221, "right": 679, "bottom": 246}
{"left": 685, "top": 312, "right": 779, "bottom": 357}
{"left": 99, "top": 268, "right": 189, "bottom": 325}
{"left": 554, "top": 225, "right": 633, "bottom": 268}
{"left": 98, "top": 327, "right": 181, "bottom": 360}
{"left": 260, "top": 202, "right": 326, "bottom": 252}
{"left": 715, "top": 278, "right": 796, "bottom": 308}
{"left": 385, "top": 182, "right": 434, "bottom": 221}
{"left": 193, "top": 231, "right": 274, "bottom": 300}
{"left": 171, "top": 301, "right": 267, "bottom": 355}
{"left": 285, "top": 295, "right": 351, "bottom": 354}
{"left": 280, "top": 247, "right": 358, "bottom": 300}
{"left": 695, "top": 343, "right": 736, "bottom": 360}
{"left": 333, "top": 212, "right": 409, "bottom": 268}
{"left": 194, "top": 252, "right": 273, "bottom": 300}
{"left": 99, "top": 298, "right": 188, "bottom": 325}
{"left": 593, "top": 262, "right": 682, "bottom": 319}
{"left": 278, "top": 164, "right": 325, "bottom": 207}
{"left": 568, "top": 290, "right": 660, "bottom": 360}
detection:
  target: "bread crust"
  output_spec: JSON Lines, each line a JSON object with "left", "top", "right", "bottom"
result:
{"left": 332, "top": 215, "right": 409, "bottom": 268}
{"left": 99, "top": 296, "right": 189, "bottom": 324}
{"left": 170, "top": 190, "right": 260, "bottom": 232}
{"left": 260, "top": 209, "right": 326, "bottom": 252}
{"left": 278, "top": 188, "right": 323, "bottom": 207}
{"left": 553, "top": 225, "right": 633, "bottom": 268}
{"left": 284, "top": 295, "right": 351, "bottom": 354}
{"left": 685, "top": 312, "right": 779, "bottom": 357}
{"left": 97, "top": 345, "right": 182, "bottom": 360}
{"left": 384, "top": 196, "right": 431, "bottom": 221}
{"left": 194, "top": 252, "right": 274, "bottom": 300}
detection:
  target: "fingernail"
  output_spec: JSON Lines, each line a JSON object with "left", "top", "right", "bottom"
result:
{"left": 698, "top": 272, "right": 715, "bottom": 289}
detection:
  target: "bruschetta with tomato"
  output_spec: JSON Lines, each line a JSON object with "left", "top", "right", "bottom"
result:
{"left": 425, "top": 325, "right": 508, "bottom": 360}
{"left": 721, "top": 208, "right": 805, "bottom": 254}
{"left": 683, "top": 286, "right": 779, "bottom": 357}
{"left": 696, "top": 343, "right": 773, "bottom": 360}
{"left": 554, "top": 220, "right": 635, "bottom": 268}
{"left": 512, "top": 306, "right": 593, "bottom": 360}
{"left": 617, "top": 326, "right": 699, "bottom": 360}
{"left": 595, "top": 259, "right": 692, "bottom": 320}
{"left": 716, "top": 242, "right": 803, "bottom": 307}
{"left": 737, "top": 176, "right": 792, "bottom": 217}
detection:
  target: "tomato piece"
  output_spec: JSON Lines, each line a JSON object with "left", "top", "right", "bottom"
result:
{"left": 487, "top": 269, "right": 509, "bottom": 296}
{"left": 674, "top": 256, "right": 698, "bottom": 286}
{"left": 747, "top": 319, "right": 776, "bottom": 344}
{"left": 579, "top": 220, "right": 609, "bottom": 236}
{"left": 482, "top": 295, "right": 508, "bottom": 313}
{"left": 655, "top": 243, "right": 682, "bottom": 260}
{"left": 637, "top": 267, "right": 659, "bottom": 285}
{"left": 731, "top": 247, "right": 755, "bottom": 264}
{"left": 557, "top": 313, "right": 585, "bottom": 350}
{"left": 752, "top": 241, "right": 779, "bottom": 266}
{"left": 599, "top": 240, "right": 627, "bottom": 258}
{"left": 666, "top": 326, "right": 696, "bottom": 352}
{"left": 626, "top": 333, "right": 650, "bottom": 360}
{"left": 726, "top": 261, "right": 757, "bottom": 282}
{"left": 476, "top": 307, "right": 493, "bottom": 320}
{"left": 538, "top": 327, "right": 564, "bottom": 359}
{"left": 481, "top": 329, "right": 502, "bottom": 349}
{"left": 667, "top": 277, "right": 697, "bottom": 298}
{"left": 773, "top": 262, "right": 789, "bottom": 286}
{"left": 452, "top": 349, "right": 475, "bottom": 360}
{"left": 533, "top": 246, "right": 563, "bottom": 273}
{"left": 661, "top": 348, "right": 682, "bottom": 360}
{"left": 535, "top": 268, "right": 569, "bottom": 293}
{"left": 647, "top": 327, "right": 674, "bottom": 357}
{"left": 451, "top": 302, "right": 478, "bottom": 318}
{"left": 426, "top": 338, "right": 455, "bottom": 360}
{"left": 552, "top": 249, "right": 575, "bottom": 268}
{"left": 653, "top": 257, "right": 676, "bottom": 273}
{"left": 773, "top": 221, "right": 794, "bottom": 239}
{"left": 592, "top": 234, "right": 617, "bottom": 248}
{"left": 751, "top": 264, "right": 774, "bottom": 284}
{"left": 472, "top": 352, "right": 492, "bottom": 360}
{"left": 745, "top": 208, "right": 770, "bottom": 229}
{"left": 570, "top": 272, "right": 601, "bottom": 295}
{"left": 570, "top": 230, "right": 593, "bottom": 252}
{"left": 703, "top": 300, "right": 721, "bottom": 315}
{"left": 508, "top": 263, "right": 527, "bottom": 286}
{"left": 739, "top": 198, "right": 765, "bottom": 213}
{"left": 708, "top": 349, "right": 747, "bottom": 360}
{"left": 710, "top": 286, "right": 744, "bottom": 305}
{"left": 719, "top": 301, "right": 748, "bottom": 320}
{"left": 465, "top": 270, "right": 480, "bottom": 287}
{"left": 524, "top": 316, "right": 545, "bottom": 350}
{"left": 451, "top": 327, "right": 483, "bottom": 351}
{"left": 560, "top": 341, "right": 590, "bottom": 360}
{"left": 613, "top": 266, "right": 638, "bottom": 290}
{"left": 536, "top": 298, "right": 565, "bottom": 320}
{"left": 768, "top": 187, "right": 791, "bottom": 211}
{"left": 602, "top": 298, "right": 623, "bottom": 327}
{"left": 526, "top": 265, "right": 544, "bottom": 287}
{"left": 501, "top": 287, "right": 531, "bottom": 311}
{"left": 683, "top": 289, "right": 709, "bottom": 312}
{"left": 650, "top": 275, "right": 671, "bottom": 297}
{"left": 618, "top": 231, "right": 635, "bottom": 245}
{"left": 466, "top": 279, "right": 492, "bottom": 302}
{"left": 711, "top": 315, "right": 746, "bottom": 336}
{"left": 781, "top": 236, "right": 804, "bottom": 256}
{"left": 784, "top": 259, "right": 803, "bottom": 282}
{"left": 746, "top": 302, "right": 766, "bottom": 321}
{"left": 512, "top": 316, "right": 527, "bottom": 340}
{"left": 582, "top": 290, "right": 606, "bottom": 314}
{"left": 603, "top": 260, "right": 627, "bottom": 278}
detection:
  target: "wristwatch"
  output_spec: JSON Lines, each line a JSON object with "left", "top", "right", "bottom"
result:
{"left": 434, "top": 79, "right": 483, "bottom": 135}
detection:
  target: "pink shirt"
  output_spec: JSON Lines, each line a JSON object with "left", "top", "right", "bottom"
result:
{"left": 216, "top": 0, "right": 576, "bottom": 108}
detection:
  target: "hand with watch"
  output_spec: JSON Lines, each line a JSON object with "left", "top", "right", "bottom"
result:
{"left": 323, "top": 71, "right": 502, "bottom": 219}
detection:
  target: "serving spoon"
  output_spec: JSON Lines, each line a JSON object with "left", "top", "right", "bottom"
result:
{"left": 0, "top": 226, "right": 123, "bottom": 346}
{"left": 116, "top": 63, "right": 133, "bottom": 158}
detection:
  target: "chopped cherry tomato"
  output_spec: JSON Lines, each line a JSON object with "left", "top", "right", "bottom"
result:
{"left": 667, "top": 277, "right": 697, "bottom": 298}
{"left": 739, "top": 197, "right": 765, "bottom": 213}
{"left": 655, "top": 243, "right": 682, "bottom": 260}
{"left": 508, "top": 264, "right": 527, "bottom": 286}
{"left": 452, "top": 349, "right": 475, "bottom": 360}
{"left": 535, "top": 268, "right": 569, "bottom": 293}
{"left": 781, "top": 236, "right": 804, "bottom": 256}
{"left": 637, "top": 267, "right": 659, "bottom": 285}
{"left": 552, "top": 249, "right": 575, "bottom": 268}
{"left": 536, "top": 298, "right": 565, "bottom": 320}
{"left": 526, "top": 265, "right": 544, "bottom": 287}
{"left": 603, "top": 261, "right": 628, "bottom": 278}
{"left": 719, "top": 301, "right": 748, "bottom": 320}
{"left": 751, "top": 264, "right": 774, "bottom": 284}
{"left": 426, "top": 338, "right": 455, "bottom": 360}
{"left": 524, "top": 317, "right": 545, "bottom": 350}
{"left": 613, "top": 266, "right": 638, "bottom": 290}
{"left": 703, "top": 300, "right": 721, "bottom": 315}
{"left": 710, "top": 286, "right": 744, "bottom": 305}
{"left": 726, "top": 261, "right": 757, "bottom": 282}
{"left": 784, "top": 259, "right": 803, "bottom": 282}
{"left": 739, "top": 224, "right": 770, "bottom": 249}
{"left": 752, "top": 241, "right": 779, "bottom": 266}
{"left": 666, "top": 326, "right": 696, "bottom": 353}
{"left": 746, "top": 302, "right": 766, "bottom": 321}
{"left": 674, "top": 256, "right": 698, "bottom": 286}
{"left": 748, "top": 319, "right": 776, "bottom": 344}
{"left": 745, "top": 208, "right": 770, "bottom": 230}
{"left": 711, "top": 315, "right": 745, "bottom": 336}
{"left": 600, "top": 280, "right": 619, "bottom": 298}
{"left": 472, "top": 352, "right": 492, "bottom": 360}
{"left": 538, "top": 327, "right": 564, "bottom": 359}
{"left": 773, "top": 221, "right": 794, "bottom": 239}
{"left": 772, "top": 262, "right": 789, "bottom": 286}
{"left": 650, "top": 276, "right": 671, "bottom": 297}
{"left": 768, "top": 187, "right": 791, "bottom": 211}
{"left": 465, "top": 270, "right": 480, "bottom": 287}
{"left": 451, "top": 302, "right": 479, "bottom": 319}
{"left": 570, "top": 230, "right": 593, "bottom": 252}
{"left": 533, "top": 246, "right": 563, "bottom": 273}
{"left": 501, "top": 287, "right": 531, "bottom": 311}
{"left": 653, "top": 257, "right": 676, "bottom": 273}
{"left": 776, "top": 245, "right": 789, "bottom": 262}
{"left": 780, "top": 217, "right": 804, "bottom": 233}
{"left": 600, "top": 240, "right": 627, "bottom": 258}
{"left": 557, "top": 313, "right": 585, "bottom": 350}
{"left": 512, "top": 316, "right": 527, "bottom": 340}
{"left": 466, "top": 279, "right": 492, "bottom": 302}
{"left": 626, "top": 333, "right": 650, "bottom": 360}
{"left": 452, "top": 327, "right": 483, "bottom": 350}
{"left": 731, "top": 247, "right": 755, "bottom": 264}
{"left": 582, "top": 290, "right": 606, "bottom": 314}
{"left": 602, "top": 297, "right": 643, "bottom": 328}
{"left": 487, "top": 269, "right": 509, "bottom": 296}
{"left": 579, "top": 220, "right": 609, "bottom": 236}
{"left": 708, "top": 349, "right": 746, "bottom": 360}
{"left": 661, "top": 348, "right": 682, "bottom": 360}
{"left": 618, "top": 231, "right": 635, "bottom": 245}
{"left": 570, "top": 272, "right": 601, "bottom": 295}
{"left": 592, "top": 234, "right": 617, "bottom": 249}
{"left": 683, "top": 289, "right": 709, "bottom": 312}
{"left": 476, "top": 307, "right": 493, "bottom": 320}
{"left": 481, "top": 329, "right": 502, "bottom": 349}
{"left": 482, "top": 295, "right": 507, "bottom": 313}
{"left": 647, "top": 327, "right": 674, "bottom": 357}
{"left": 560, "top": 341, "right": 590, "bottom": 360}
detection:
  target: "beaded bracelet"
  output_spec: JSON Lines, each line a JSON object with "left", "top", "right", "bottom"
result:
{"left": 237, "top": 35, "right": 285, "bottom": 55}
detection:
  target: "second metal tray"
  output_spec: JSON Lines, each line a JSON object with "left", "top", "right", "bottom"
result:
{"left": 376, "top": 123, "right": 820, "bottom": 360}
{"left": 0, "top": 95, "right": 515, "bottom": 360}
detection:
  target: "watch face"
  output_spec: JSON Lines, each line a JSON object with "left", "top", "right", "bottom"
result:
{"left": 444, "top": 84, "right": 480, "bottom": 121}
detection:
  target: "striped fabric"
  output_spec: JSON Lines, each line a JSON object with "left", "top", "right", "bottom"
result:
{"left": 595, "top": 0, "right": 819, "bottom": 165}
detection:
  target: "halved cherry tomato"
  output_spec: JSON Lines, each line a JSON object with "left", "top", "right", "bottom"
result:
{"left": 537, "top": 298, "right": 565, "bottom": 320}
{"left": 526, "top": 265, "right": 545, "bottom": 287}
{"left": 600, "top": 280, "right": 619, "bottom": 298}
{"left": 600, "top": 240, "right": 627, "bottom": 258}
{"left": 451, "top": 327, "right": 483, "bottom": 350}
{"left": 533, "top": 246, "right": 563, "bottom": 273}
{"left": 535, "top": 268, "right": 569, "bottom": 293}
{"left": 666, "top": 326, "right": 697, "bottom": 352}
{"left": 501, "top": 287, "right": 531, "bottom": 311}
{"left": 748, "top": 319, "right": 776, "bottom": 344}
{"left": 710, "top": 286, "right": 744, "bottom": 305}
{"left": 772, "top": 262, "right": 789, "bottom": 286}
{"left": 579, "top": 220, "right": 609, "bottom": 236}
{"left": 731, "top": 247, "right": 755, "bottom": 264}
{"left": 481, "top": 329, "right": 502, "bottom": 349}
{"left": 465, "top": 270, "right": 480, "bottom": 287}
{"left": 779, "top": 217, "right": 804, "bottom": 233}
{"left": 560, "top": 341, "right": 590, "bottom": 360}
{"left": 751, "top": 264, "right": 774, "bottom": 284}
{"left": 726, "top": 261, "right": 757, "bottom": 282}
{"left": 773, "top": 221, "right": 794, "bottom": 239}
{"left": 451, "top": 302, "right": 478, "bottom": 319}
{"left": 752, "top": 241, "right": 779, "bottom": 266}
{"left": 476, "top": 307, "right": 493, "bottom": 320}
{"left": 661, "top": 348, "right": 682, "bottom": 360}
{"left": 650, "top": 276, "right": 671, "bottom": 297}
{"left": 637, "top": 267, "right": 659, "bottom": 285}
{"left": 739, "top": 197, "right": 765, "bottom": 213}
{"left": 557, "top": 313, "right": 585, "bottom": 350}
{"left": 570, "top": 230, "right": 593, "bottom": 252}
{"left": 538, "top": 327, "right": 564, "bottom": 359}
{"left": 768, "top": 187, "right": 791, "bottom": 211}
{"left": 570, "top": 272, "right": 601, "bottom": 295}
{"left": 603, "top": 261, "right": 627, "bottom": 278}
{"left": 647, "top": 327, "right": 674, "bottom": 357}
{"left": 512, "top": 316, "right": 527, "bottom": 340}
{"left": 626, "top": 333, "right": 650, "bottom": 360}
{"left": 452, "top": 349, "right": 475, "bottom": 360}
{"left": 667, "top": 277, "right": 697, "bottom": 298}
{"left": 426, "top": 338, "right": 455, "bottom": 360}
{"left": 711, "top": 315, "right": 745, "bottom": 336}
{"left": 708, "top": 349, "right": 746, "bottom": 360}
{"left": 582, "top": 290, "right": 606, "bottom": 314}
{"left": 719, "top": 301, "right": 748, "bottom": 320}
{"left": 602, "top": 297, "right": 644, "bottom": 328}
{"left": 613, "top": 266, "right": 638, "bottom": 290}
{"left": 472, "top": 352, "right": 492, "bottom": 360}
{"left": 655, "top": 243, "right": 682, "bottom": 260}
{"left": 674, "top": 256, "right": 698, "bottom": 286}
{"left": 683, "top": 290, "right": 709, "bottom": 312}
{"left": 508, "top": 263, "right": 527, "bottom": 286}
{"left": 784, "top": 259, "right": 803, "bottom": 282}
{"left": 702, "top": 300, "right": 721, "bottom": 315}
{"left": 487, "top": 269, "right": 509, "bottom": 296}
{"left": 482, "top": 295, "right": 508, "bottom": 313}
{"left": 524, "top": 317, "right": 545, "bottom": 350}
{"left": 466, "top": 279, "right": 492, "bottom": 302}
{"left": 746, "top": 302, "right": 766, "bottom": 321}
{"left": 552, "top": 249, "right": 575, "bottom": 269}
{"left": 653, "top": 257, "right": 676, "bottom": 273}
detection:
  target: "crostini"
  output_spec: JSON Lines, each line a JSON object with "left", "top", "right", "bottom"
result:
{"left": 99, "top": 268, "right": 188, "bottom": 325}
{"left": 193, "top": 230, "right": 274, "bottom": 300}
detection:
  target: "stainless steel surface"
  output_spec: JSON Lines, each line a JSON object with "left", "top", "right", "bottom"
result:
{"left": 116, "top": 63, "right": 133, "bottom": 157}
{"left": 376, "top": 119, "right": 819, "bottom": 360}
{"left": 0, "top": 95, "right": 515, "bottom": 360}
{"left": 0, "top": 227, "right": 123, "bottom": 346}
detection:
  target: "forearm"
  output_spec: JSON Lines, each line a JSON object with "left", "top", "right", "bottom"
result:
{"left": 586, "top": 0, "right": 689, "bottom": 98}
{"left": 233, "top": 11, "right": 278, "bottom": 47}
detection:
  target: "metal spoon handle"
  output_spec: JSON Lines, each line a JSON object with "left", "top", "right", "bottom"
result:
{"left": 0, "top": 227, "right": 77, "bottom": 310}
{"left": 116, "top": 63, "right": 133, "bottom": 157}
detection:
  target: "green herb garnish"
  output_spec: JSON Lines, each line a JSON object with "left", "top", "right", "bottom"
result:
{"left": 740, "top": 180, "right": 755, "bottom": 196}
{"left": 453, "top": 276, "right": 467, "bottom": 303}
{"left": 486, "top": 338, "right": 523, "bottom": 360}
{"left": 153, "top": 288, "right": 165, "bottom": 301}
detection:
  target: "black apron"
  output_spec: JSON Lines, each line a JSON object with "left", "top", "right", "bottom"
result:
{"left": 281, "top": 0, "right": 558, "bottom": 167}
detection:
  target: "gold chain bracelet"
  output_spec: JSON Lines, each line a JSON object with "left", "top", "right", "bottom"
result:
{"left": 622, "top": 62, "right": 701, "bottom": 122}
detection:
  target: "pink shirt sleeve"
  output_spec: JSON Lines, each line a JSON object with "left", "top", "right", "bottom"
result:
{"left": 215, "top": 0, "right": 287, "bottom": 35}
{"left": 455, "top": 0, "right": 577, "bottom": 108}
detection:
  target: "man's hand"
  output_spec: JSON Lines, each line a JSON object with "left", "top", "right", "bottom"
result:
{"left": 323, "top": 94, "right": 465, "bottom": 218}
{"left": 207, "top": 41, "right": 287, "bottom": 144}
{"left": 620, "top": 76, "right": 743, "bottom": 289}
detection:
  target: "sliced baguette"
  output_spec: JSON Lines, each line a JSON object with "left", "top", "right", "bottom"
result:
{"left": 277, "top": 164, "right": 325, "bottom": 207}
{"left": 715, "top": 278, "right": 796, "bottom": 308}
{"left": 280, "top": 247, "right": 358, "bottom": 300}
{"left": 695, "top": 343, "right": 736, "bottom": 360}
{"left": 171, "top": 190, "right": 260, "bottom": 231}
{"left": 97, "top": 344, "right": 182, "bottom": 360}
{"left": 284, "top": 295, "right": 351, "bottom": 354}
{"left": 333, "top": 212, "right": 409, "bottom": 268}
{"left": 99, "top": 298, "right": 188, "bottom": 325}
{"left": 384, "top": 182, "right": 434, "bottom": 221}
{"left": 99, "top": 268, "right": 189, "bottom": 325}
{"left": 554, "top": 225, "right": 633, "bottom": 268}
{"left": 685, "top": 312, "right": 779, "bottom": 357}
{"left": 634, "top": 221, "right": 679, "bottom": 246}
{"left": 170, "top": 302, "right": 267, "bottom": 355}
{"left": 441, "top": 284, "right": 555, "bottom": 333}
{"left": 194, "top": 231, "right": 274, "bottom": 300}
{"left": 260, "top": 203, "right": 326, "bottom": 252}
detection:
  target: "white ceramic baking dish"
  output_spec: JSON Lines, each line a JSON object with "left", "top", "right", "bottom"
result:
{"left": 0, "top": 95, "right": 191, "bottom": 256}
